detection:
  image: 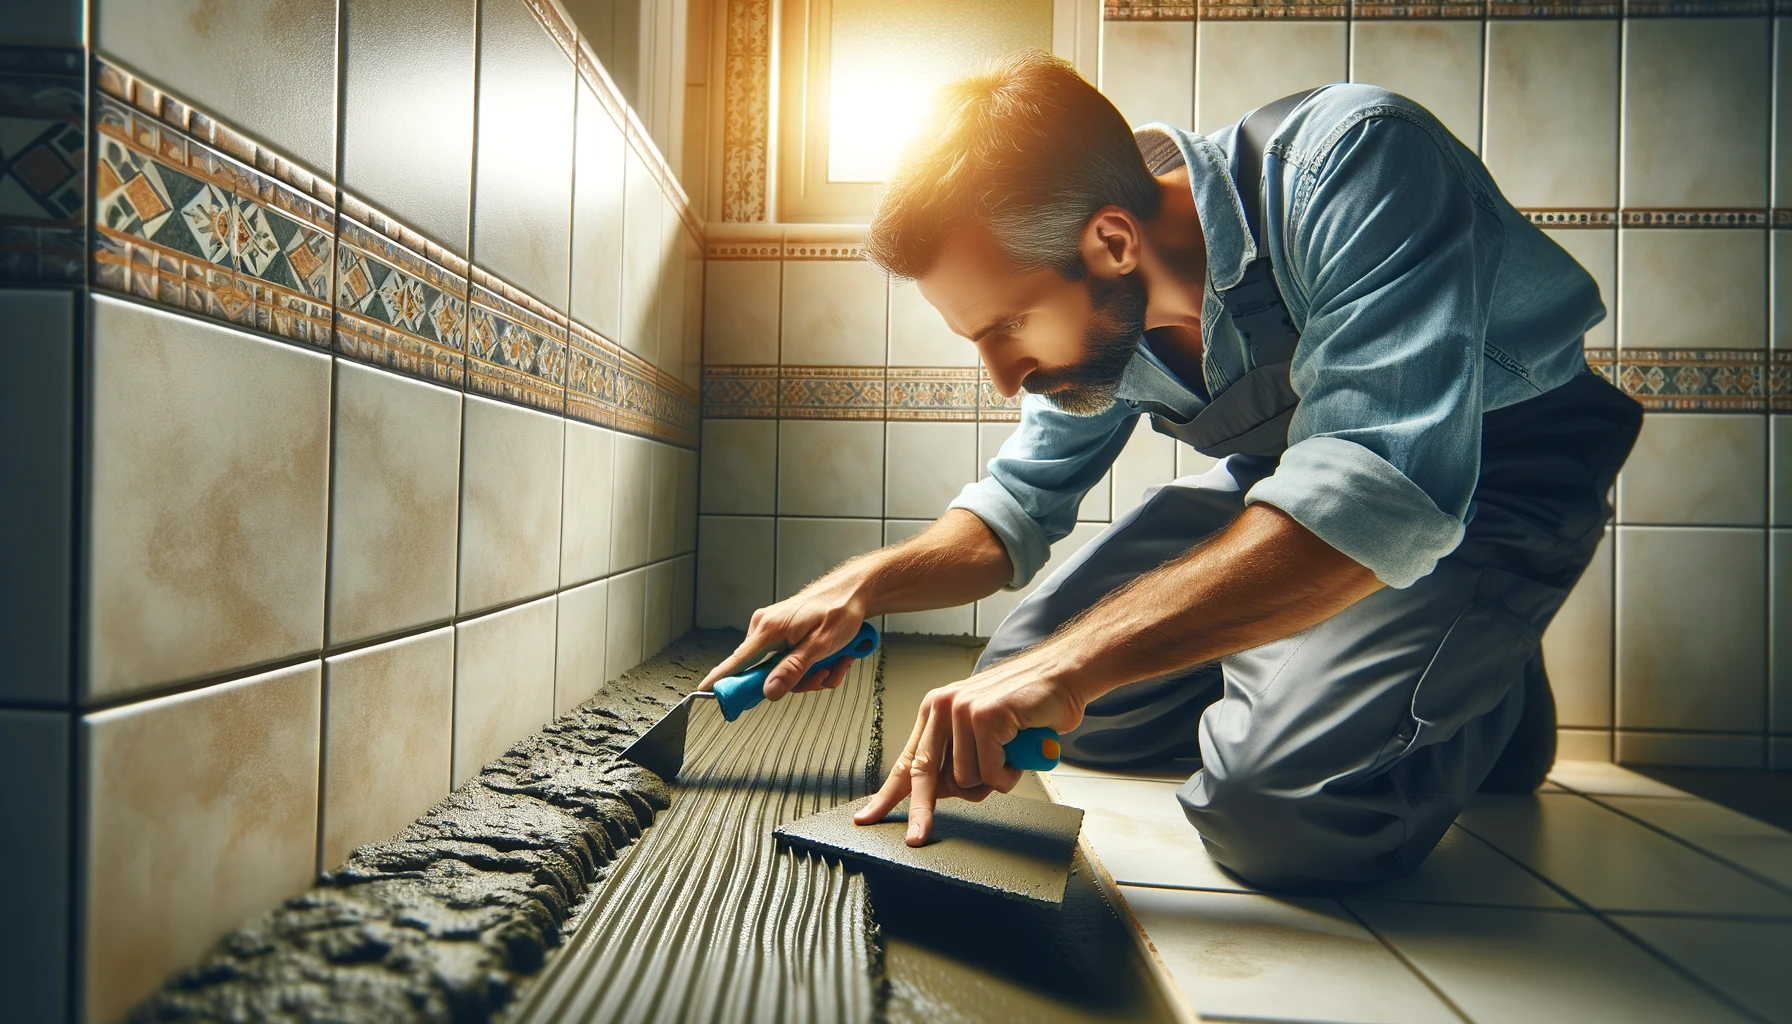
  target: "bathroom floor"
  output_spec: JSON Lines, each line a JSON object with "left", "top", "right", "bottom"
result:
{"left": 882, "top": 636, "right": 1792, "bottom": 1024}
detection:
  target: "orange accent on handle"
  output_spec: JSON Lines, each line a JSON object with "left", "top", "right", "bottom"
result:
{"left": 1042, "top": 737, "right": 1060, "bottom": 760}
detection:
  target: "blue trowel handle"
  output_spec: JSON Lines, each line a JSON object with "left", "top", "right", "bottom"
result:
{"left": 1003, "top": 727, "right": 1062, "bottom": 771}
{"left": 711, "top": 622, "right": 883, "bottom": 721}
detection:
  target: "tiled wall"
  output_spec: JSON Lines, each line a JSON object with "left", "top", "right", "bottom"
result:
{"left": 696, "top": 4, "right": 1792, "bottom": 776}
{"left": 0, "top": 0, "right": 702, "bottom": 1020}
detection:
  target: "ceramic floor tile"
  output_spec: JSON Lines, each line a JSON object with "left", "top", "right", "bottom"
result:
{"left": 1120, "top": 886, "right": 1459, "bottom": 1024}
{"left": 1547, "top": 759, "right": 1694, "bottom": 798}
{"left": 1051, "top": 757, "right": 1205, "bottom": 783}
{"left": 1596, "top": 795, "right": 1792, "bottom": 891}
{"left": 1044, "top": 773, "right": 1248, "bottom": 892}
{"left": 0, "top": 709, "right": 69, "bottom": 1022}
{"left": 452, "top": 596, "right": 556, "bottom": 786}
{"left": 555, "top": 577, "right": 608, "bottom": 714}
{"left": 1349, "top": 903, "right": 1755, "bottom": 1024}
{"left": 561, "top": 420, "right": 615, "bottom": 586}
{"left": 458, "top": 395, "right": 564, "bottom": 614}
{"left": 1614, "top": 914, "right": 1792, "bottom": 1024}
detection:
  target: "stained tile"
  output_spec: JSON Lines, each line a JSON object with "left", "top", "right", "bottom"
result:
{"left": 775, "top": 518, "right": 883, "bottom": 600}
{"left": 885, "top": 421, "right": 977, "bottom": 520}
{"left": 1619, "top": 414, "right": 1767, "bottom": 526}
{"left": 696, "top": 516, "right": 775, "bottom": 629}
{"left": 1774, "top": 417, "right": 1791, "bottom": 526}
{"left": 1120, "top": 886, "right": 1458, "bottom": 1024}
{"left": 1556, "top": 728, "right": 1611, "bottom": 762}
{"left": 1617, "top": 915, "right": 1792, "bottom": 1024}
{"left": 1599, "top": 794, "right": 1792, "bottom": 890}
{"left": 83, "top": 662, "right": 321, "bottom": 1023}
{"left": 675, "top": 446, "right": 698, "bottom": 554}
{"left": 472, "top": 0, "right": 575, "bottom": 309}
{"left": 700, "top": 419, "right": 774, "bottom": 514}
{"left": 1456, "top": 792, "right": 1792, "bottom": 916}
{"left": 976, "top": 522, "right": 1107, "bottom": 635}
{"left": 85, "top": 296, "right": 329, "bottom": 700}
{"left": 1616, "top": 527, "right": 1766, "bottom": 732}
{"left": 0, "top": 709, "right": 69, "bottom": 1022}
{"left": 1483, "top": 20, "right": 1619, "bottom": 209}
{"left": 780, "top": 259, "right": 889, "bottom": 366}
{"left": 1775, "top": 531, "right": 1791, "bottom": 733}
{"left": 0, "top": 290, "right": 73, "bottom": 704}
{"left": 340, "top": 0, "right": 477, "bottom": 255}
{"left": 1618, "top": 230, "right": 1768, "bottom": 352}
{"left": 327, "top": 361, "right": 461, "bottom": 646}
{"left": 1112, "top": 424, "right": 1178, "bottom": 519}
{"left": 452, "top": 595, "right": 556, "bottom": 786}
{"left": 1615, "top": 731, "right": 1766, "bottom": 769}
{"left": 881, "top": 521, "right": 976, "bottom": 636}
{"left": 1101, "top": 21, "right": 1195, "bottom": 130}
{"left": 670, "top": 554, "right": 695, "bottom": 638}
{"left": 1350, "top": 21, "right": 1483, "bottom": 152}
{"left": 95, "top": 0, "right": 338, "bottom": 174}
{"left": 571, "top": 79, "right": 626, "bottom": 342}
{"left": 1546, "top": 758, "right": 1693, "bottom": 798}
{"left": 648, "top": 440, "right": 680, "bottom": 562}
{"left": 889, "top": 276, "right": 976, "bottom": 366}
{"left": 703, "top": 259, "right": 781, "bottom": 365}
{"left": 321, "top": 627, "right": 454, "bottom": 868}
{"left": 1195, "top": 22, "right": 1348, "bottom": 137}
{"left": 778, "top": 419, "right": 886, "bottom": 517}
{"left": 611, "top": 431, "right": 654, "bottom": 571}
{"left": 555, "top": 577, "right": 609, "bottom": 714}
{"left": 644, "top": 558, "right": 675, "bottom": 658}
{"left": 1543, "top": 527, "right": 1613, "bottom": 728}
{"left": 561, "top": 419, "right": 616, "bottom": 587}
{"left": 621, "top": 147, "right": 662, "bottom": 363}
{"left": 458, "top": 395, "right": 564, "bottom": 614}
{"left": 606, "top": 567, "right": 647, "bottom": 680}
{"left": 1544, "top": 228, "right": 1616, "bottom": 350}
{"left": 1349, "top": 903, "right": 1755, "bottom": 1024}
{"left": 1622, "top": 18, "right": 1771, "bottom": 210}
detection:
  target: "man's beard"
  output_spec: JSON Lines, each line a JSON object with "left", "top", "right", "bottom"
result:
{"left": 1023, "top": 273, "right": 1147, "bottom": 416}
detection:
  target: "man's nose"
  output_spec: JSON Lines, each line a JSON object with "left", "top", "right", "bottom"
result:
{"left": 977, "top": 343, "right": 1035, "bottom": 399}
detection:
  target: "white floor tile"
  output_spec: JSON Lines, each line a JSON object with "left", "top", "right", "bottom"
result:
{"left": 1615, "top": 915, "right": 1792, "bottom": 1024}
{"left": 1044, "top": 774, "right": 1247, "bottom": 893}
{"left": 1348, "top": 827, "right": 1572, "bottom": 909}
{"left": 1597, "top": 795, "right": 1792, "bottom": 891}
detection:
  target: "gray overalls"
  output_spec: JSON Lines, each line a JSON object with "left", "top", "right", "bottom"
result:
{"left": 975, "top": 94, "right": 1643, "bottom": 891}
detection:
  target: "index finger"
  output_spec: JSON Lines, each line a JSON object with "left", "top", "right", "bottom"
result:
{"left": 699, "top": 629, "right": 782, "bottom": 690}
{"left": 902, "top": 711, "right": 948, "bottom": 846}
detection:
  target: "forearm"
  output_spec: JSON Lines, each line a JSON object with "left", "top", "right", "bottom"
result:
{"left": 845, "top": 509, "right": 1013, "bottom": 615}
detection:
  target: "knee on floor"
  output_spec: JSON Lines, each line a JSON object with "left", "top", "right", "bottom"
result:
{"left": 1176, "top": 769, "right": 1410, "bottom": 893}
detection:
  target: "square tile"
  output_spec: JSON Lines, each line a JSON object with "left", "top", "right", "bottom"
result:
{"left": 611, "top": 432, "right": 654, "bottom": 571}
{"left": 86, "top": 295, "right": 330, "bottom": 700}
{"left": 321, "top": 627, "right": 454, "bottom": 868}
{"left": 644, "top": 558, "right": 675, "bottom": 658}
{"left": 1599, "top": 795, "right": 1792, "bottom": 890}
{"left": 1546, "top": 758, "right": 1693, "bottom": 798}
{"left": 1618, "top": 230, "right": 1768, "bottom": 352}
{"left": 889, "top": 277, "right": 976, "bottom": 366}
{"left": 1100, "top": 21, "right": 1195, "bottom": 130}
{"left": 327, "top": 360, "right": 462, "bottom": 645}
{"left": 555, "top": 577, "right": 609, "bottom": 714}
{"left": 1349, "top": 903, "right": 1756, "bottom": 1024}
{"left": 606, "top": 567, "right": 647, "bottom": 680}
{"left": 561, "top": 420, "right": 616, "bottom": 586}
{"left": 1046, "top": 773, "right": 1248, "bottom": 893}
{"left": 1543, "top": 527, "right": 1613, "bottom": 728}
{"left": 83, "top": 662, "right": 321, "bottom": 1023}
{"left": 700, "top": 419, "right": 776, "bottom": 514}
{"left": 1623, "top": 18, "right": 1771, "bottom": 209}
{"left": 976, "top": 522, "right": 1107, "bottom": 635}
{"left": 1775, "top": 531, "right": 1791, "bottom": 733}
{"left": 1777, "top": 232, "right": 1791, "bottom": 350}
{"left": 1557, "top": 727, "right": 1613, "bottom": 762}
{"left": 1616, "top": 915, "right": 1792, "bottom": 1024}
{"left": 452, "top": 595, "right": 556, "bottom": 785}
{"left": 1484, "top": 20, "right": 1619, "bottom": 208}
{"left": 780, "top": 259, "right": 889, "bottom": 366}
{"left": 1350, "top": 21, "right": 1483, "bottom": 152}
{"left": 0, "top": 290, "right": 73, "bottom": 704}
{"left": 1615, "top": 731, "right": 1765, "bottom": 770}
{"left": 703, "top": 259, "right": 781, "bottom": 365}
{"left": 458, "top": 395, "right": 565, "bottom": 614}
{"left": 775, "top": 518, "right": 883, "bottom": 600}
{"left": 472, "top": 0, "right": 575, "bottom": 309}
{"left": 1779, "top": 18, "right": 1791, "bottom": 210}
{"left": 978, "top": 421, "right": 1016, "bottom": 480}
{"left": 0, "top": 710, "right": 69, "bottom": 1022}
{"left": 1619, "top": 414, "right": 1767, "bottom": 526}
{"left": 778, "top": 419, "right": 886, "bottom": 517}
{"left": 656, "top": 203, "right": 688, "bottom": 379}
{"left": 1616, "top": 527, "right": 1766, "bottom": 732}
{"left": 621, "top": 147, "right": 662, "bottom": 363}
{"left": 648, "top": 440, "right": 680, "bottom": 562}
{"left": 679, "top": 235, "right": 705, "bottom": 389}
{"left": 95, "top": 0, "right": 338, "bottom": 173}
{"left": 340, "top": 0, "right": 477, "bottom": 255}
{"left": 696, "top": 516, "right": 775, "bottom": 629}
{"left": 675, "top": 446, "right": 698, "bottom": 554}
{"left": 1545, "top": 228, "right": 1616, "bottom": 350}
{"left": 1774, "top": 417, "right": 1790, "bottom": 526}
{"left": 671, "top": 554, "right": 695, "bottom": 638}
{"left": 881, "top": 521, "right": 977, "bottom": 636}
{"left": 1195, "top": 22, "right": 1349, "bottom": 137}
{"left": 571, "top": 79, "right": 626, "bottom": 342}
{"left": 885, "top": 421, "right": 977, "bottom": 520}
{"left": 1120, "top": 886, "right": 1458, "bottom": 1024}
{"left": 1112, "top": 424, "right": 1177, "bottom": 519}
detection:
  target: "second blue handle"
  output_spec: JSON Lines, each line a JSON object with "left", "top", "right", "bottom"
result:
{"left": 1003, "top": 727, "right": 1062, "bottom": 771}
{"left": 712, "top": 622, "right": 883, "bottom": 721}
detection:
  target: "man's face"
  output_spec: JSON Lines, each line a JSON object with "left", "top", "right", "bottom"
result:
{"left": 916, "top": 229, "right": 1146, "bottom": 416}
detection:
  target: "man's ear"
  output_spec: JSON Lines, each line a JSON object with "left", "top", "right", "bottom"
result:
{"left": 1080, "top": 206, "right": 1143, "bottom": 279}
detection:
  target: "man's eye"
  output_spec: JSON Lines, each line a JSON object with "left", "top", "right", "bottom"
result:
{"left": 1003, "top": 319, "right": 1024, "bottom": 332}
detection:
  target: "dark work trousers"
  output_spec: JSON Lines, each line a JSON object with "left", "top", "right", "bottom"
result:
{"left": 976, "top": 370, "right": 1642, "bottom": 890}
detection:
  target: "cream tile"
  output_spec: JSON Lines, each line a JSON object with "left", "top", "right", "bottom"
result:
{"left": 700, "top": 419, "right": 776, "bottom": 514}
{"left": 571, "top": 79, "right": 626, "bottom": 341}
{"left": 703, "top": 260, "right": 781, "bottom": 365}
{"left": 95, "top": 0, "right": 337, "bottom": 173}
{"left": 976, "top": 522, "right": 1107, "bottom": 635}
{"left": 778, "top": 419, "right": 886, "bottom": 517}
{"left": 472, "top": 0, "right": 575, "bottom": 309}
{"left": 0, "top": 290, "right": 73, "bottom": 704}
{"left": 1777, "top": 231, "right": 1792, "bottom": 350}
{"left": 889, "top": 277, "right": 976, "bottom": 366}
{"left": 605, "top": 567, "right": 647, "bottom": 679}
{"left": 1615, "top": 731, "right": 1765, "bottom": 770}
{"left": 561, "top": 420, "right": 615, "bottom": 586}
{"left": 621, "top": 147, "right": 663, "bottom": 363}
{"left": 1112, "top": 424, "right": 1177, "bottom": 519}
{"left": 452, "top": 595, "right": 556, "bottom": 786}
{"left": 1775, "top": 531, "right": 1791, "bottom": 733}
{"left": 555, "top": 577, "right": 608, "bottom": 714}
{"left": 775, "top": 517, "right": 883, "bottom": 600}
{"left": 885, "top": 421, "right": 977, "bottom": 520}
{"left": 675, "top": 446, "right": 698, "bottom": 554}
{"left": 1484, "top": 20, "right": 1620, "bottom": 208}
{"left": 881, "top": 520, "right": 976, "bottom": 636}
{"left": 1046, "top": 774, "right": 1248, "bottom": 892}
{"left": 0, "top": 710, "right": 69, "bottom": 1022}
{"left": 1557, "top": 727, "right": 1613, "bottom": 762}
{"left": 681, "top": 235, "right": 704, "bottom": 389}
{"left": 1349, "top": 826, "right": 1573, "bottom": 909}
{"left": 1121, "top": 886, "right": 1458, "bottom": 1024}
{"left": 697, "top": 516, "right": 775, "bottom": 629}
{"left": 458, "top": 395, "right": 564, "bottom": 614}
{"left": 1773, "top": 417, "right": 1791, "bottom": 526}
{"left": 648, "top": 440, "right": 680, "bottom": 562}
{"left": 1623, "top": 18, "right": 1771, "bottom": 209}
{"left": 1619, "top": 229, "right": 1769, "bottom": 351}
{"left": 1619, "top": 414, "right": 1767, "bottom": 526}
{"left": 1101, "top": 21, "right": 1194, "bottom": 130}
{"left": 321, "top": 627, "right": 453, "bottom": 868}
{"left": 1544, "top": 228, "right": 1616, "bottom": 350}
{"left": 1349, "top": 903, "right": 1755, "bottom": 1024}
{"left": 83, "top": 663, "right": 321, "bottom": 1023}
{"left": 1616, "top": 527, "right": 1766, "bottom": 732}
{"left": 1195, "top": 22, "right": 1349, "bottom": 137}
{"left": 1350, "top": 21, "right": 1483, "bottom": 152}
{"left": 611, "top": 431, "right": 654, "bottom": 571}
{"left": 1544, "top": 527, "right": 1613, "bottom": 728}
{"left": 780, "top": 260, "right": 888, "bottom": 366}
{"left": 1616, "top": 915, "right": 1792, "bottom": 1024}
{"left": 86, "top": 296, "right": 330, "bottom": 699}
{"left": 1779, "top": 18, "right": 1791, "bottom": 210}
{"left": 1052, "top": 757, "right": 1204, "bottom": 783}
{"left": 655, "top": 202, "right": 688, "bottom": 380}
{"left": 978, "top": 421, "right": 1016, "bottom": 479}
{"left": 328, "top": 361, "right": 461, "bottom": 645}
{"left": 1455, "top": 792, "right": 1792, "bottom": 916}
{"left": 671, "top": 553, "right": 695, "bottom": 638}
{"left": 1175, "top": 442, "right": 1219, "bottom": 480}
{"left": 1599, "top": 795, "right": 1792, "bottom": 890}
{"left": 644, "top": 559, "right": 674, "bottom": 658}
{"left": 1547, "top": 758, "right": 1694, "bottom": 798}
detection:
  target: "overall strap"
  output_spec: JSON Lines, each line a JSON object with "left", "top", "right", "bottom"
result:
{"left": 1233, "top": 88, "right": 1317, "bottom": 251}
{"left": 1224, "top": 89, "right": 1316, "bottom": 368}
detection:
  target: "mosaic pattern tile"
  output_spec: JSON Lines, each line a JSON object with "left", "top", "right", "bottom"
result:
{"left": 703, "top": 366, "right": 780, "bottom": 419}
{"left": 1587, "top": 347, "right": 1772, "bottom": 412}
{"left": 615, "top": 346, "right": 699, "bottom": 447}
{"left": 780, "top": 366, "right": 886, "bottom": 420}
{"left": 567, "top": 320, "right": 620, "bottom": 428}
{"left": 721, "top": 0, "right": 772, "bottom": 222}
{"left": 1199, "top": 0, "right": 1350, "bottom": 18}
{"left": 467, "top": 273, "right": 566, "bottom": 413}
{"left": 0, "top": 46, "right": 84, "bottom": 284}
{"left": 92, "top": 96, "right": 334, "bottom": 348}
{"left": 887, "top": 367, "right": 979, "bottom": 422}
{"left": 334, "top": 217, "right": 466, "bottom": 387}
{"left": 1352, "top": 0, "right": 1483, "bottom": 16}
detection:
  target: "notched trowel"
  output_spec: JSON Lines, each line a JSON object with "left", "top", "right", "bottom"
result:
{"left": 621, "top": 621, "right": 884, "bottom": 781}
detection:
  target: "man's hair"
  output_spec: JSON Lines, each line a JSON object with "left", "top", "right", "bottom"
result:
{"left": 865, "top": 50, "right": 1160, "bottom": 282}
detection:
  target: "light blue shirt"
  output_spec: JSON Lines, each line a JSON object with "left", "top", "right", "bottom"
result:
{"left": 950, "top": 84, "right": 1605, "bottom": 590}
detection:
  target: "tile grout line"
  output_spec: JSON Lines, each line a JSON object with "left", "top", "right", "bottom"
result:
{"left": 68, "top": 21, "right": 95, "bottom": 1020}
{"left": 1333, "top": 899, "right": 1477, "bottom": 1024}
{"left": 1563, "top": 784, "right": 1792, "bottom": 898}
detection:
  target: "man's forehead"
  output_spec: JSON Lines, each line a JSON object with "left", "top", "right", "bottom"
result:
{"left": 915, "top": 229, "right": 1032, "bottom": 326}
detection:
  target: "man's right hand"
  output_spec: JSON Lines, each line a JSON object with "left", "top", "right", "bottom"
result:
{"left": 697, "top": 567, "right": 872, "bottom": 700}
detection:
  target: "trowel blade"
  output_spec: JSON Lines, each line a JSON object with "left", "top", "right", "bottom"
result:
{"left": 621, "top": 693, "right": 707, "bottom": 781}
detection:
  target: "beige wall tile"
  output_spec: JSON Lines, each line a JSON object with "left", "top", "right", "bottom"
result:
{"left": 1112, "top": 424, "right": 1178, "bottom": 519}
{"left": 680, "top": 235, "right": 704, "bottom": 388}
{"left": 1176, "top": 441, "right": 1220, "bottom": 480}
{"left": 321, "top": 627, "right": 453, "bottom": 868}
{"left": 0, "top": 709, "right": 69, "bottom": 1022}
{"left": 1483, "top": 20, "right": 1619, "bottom": 208}
{"left": 452, "top": 595, "right": 556, "bottom": 785}
{"left": 1618, "top": 414, "right": 1767, "bottom": 526}
{"left": 561, "top": 420, "right": 616, "bottom": 586}
{"left": 978, "top": 421, "right": 1017, "bottom": 479}
{"left": 83, "top": 662, "right": 321, "bottom": 1023}
{"left": 1774, "top": 530, "right": 1790, "bottom": 733}
{"left": 555, "top": 577, "right": 609, "bottom": 714}
{"left": 700, "top": 419, "right": 777, "bottom": 514}
{"left": 1779, "top": 19, "right": 1791, "bottom": 209}
{"left": 328, "top": 361, "right": 462, "bottom": 645}
{"left": 86, "top": 296, "right": 330, "bottom": 699}
{"left": 697, "top": 516, "right": 774, "bottom": 629}
{"left": 611, "top": 432, "right": 655, "bottom": 571}
{"left": 458, "top": 395, "right": 564, "bottom": 614}
{"left": 882, "top": 520, "right": 976, "bottom": 636}
{"left": 1622, "top": 18, "right": 1771, "bottom": 209}
{"left": 977, "top": 522, "right": 1107, "bottom": 635}
{"left": 644, "top": 559, "right": 674, "bottom": 658}
{"left": 775, "top": 517, "right": 883, "bottom": 600}
{"left": 1545, "top": 528, "right": 1614, "bottom": 729}
{"left": 606, "top": 567, "right": 647, "bottom": 679}
{"left": 649, "top": 440, "right": 680, "bottom": 562}
{"left": 1616, "top": 731, "right": 1765, "bottom": 769}
{"left": 889, "top": 277, "right": 976, "bottom": 367}
{"left": 1101, "top": 21, "right": 1194, "bottom": 130}
{"left": 703, "top": 260, "right": 781, "bottom": 365}
{"left": 885, "top": 421, "right": 977, "bottom": 520}
{"left": 1544, "top": 229, "right": 1616, "bottom": 350}
{"left": 780, "top": 260, "right": 888, "bottom": 366}
{"left": 1350, "top": 21, "right": 1483, "bottom": 153}
{"left": 778, "top": 419, "right": 886, "bottom": 517}
{"left": 621, "top": 147, "right": 663, "bottom": 363}
{"left": 656, "top": 201, "right": 688, "bottom": 379}
{"left": 1618, "top": 229, "right": 1768, "bottom": 351}
{"left": 1775, "top": 231, "right": 1791, "bottom": 350}
{"left": 675, "top": 446, "right": 698, "bottom": 554}
{"left": 1556, "top": 727, "right": 1613, "bottom": 762}
{"left": 671, "top": 554, "right": 695, "bottom": 638}
{"left": 1196, "top": 22, "right": 1348, "bottom": 137}
{"left": 571, "top": 79, "right": 626, "bottom": 341}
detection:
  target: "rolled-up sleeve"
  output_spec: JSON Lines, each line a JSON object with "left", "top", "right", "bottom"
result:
{"left": 1244, "top": 114, "right": 1505, "bottom": 589}
{"left": 949, "top": 393, "right": 1136, "bottom": 588}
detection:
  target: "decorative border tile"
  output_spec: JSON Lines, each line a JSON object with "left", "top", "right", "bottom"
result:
{"left": 703, "top": 365, "right": 781, "bottom": 418}
{"left": 524, "top": 0, "right": 577, "bottom": 60}
{"left": 1773, "top": 351, "right": 1792, "bottom": 413}
{"left": 887, "top": 368, "right": 979, "bottom": 421}
{"left": 567, "top": 320, "right": 620, "bottom": 428}
{"left": 1486, "top": 0, "right": 1618, "bottom": 12}
{"left": 1522, "top": 209, "right": 1620, "bottom": 228}
{"left": 706, "top": 239, "right": 784, "bottom": 260}
{"left": 783, "top": 241, "right": 867, "bottom": 260}
{"left": 0, "top": 45, "right": 85, "bottom": 284}
{"left": 1624, "top": 0, "right": 1771, "bottom": 14}
{"left": 1587, "top": 347, "right": 1772, "bottom": 411}
{"left": 616, "top": 345, "right": 700, "bottom": 447}
{"left": 721, "top": 0, "right": 772, "bottom": 222}
{"left": 334, "top": 216, "right": 466, "bottom": 387}
{"left": 780, "top": 366, "right": 886, "bottom": 419}
{"left": 467, "top": 272, "right": 566, "bottom": 412}
{"left": 1352, "top": 0, "right": 1484, "bottom": 16}
{"left": 1621, "top": 209, "right": 1771, "bottom": 228}
{"left": 979, "top": 371, "right": 1024, "bottom": 423}
{"left": 1199, "top": 0, "right": 1351, "bottom": 19}
{"left": 1104, "top": 0, "right": 1199, "bottom": 17}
